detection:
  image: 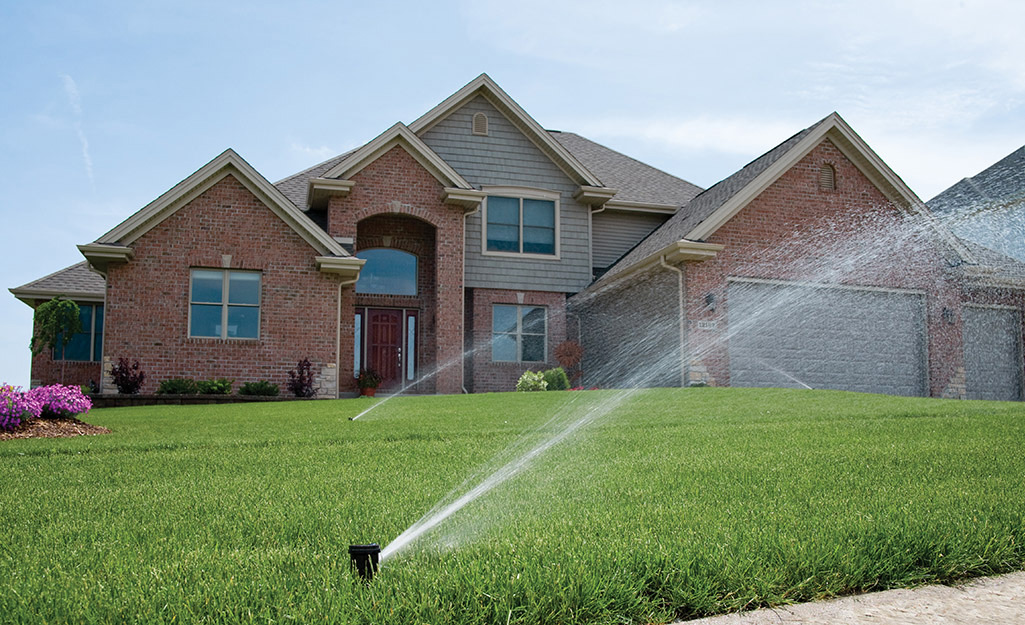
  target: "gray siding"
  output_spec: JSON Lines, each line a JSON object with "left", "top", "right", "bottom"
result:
{"left": 572, "top": 269, "right": 681, "bottom": 389}
{"left": 421, "top": 96, "right": 591, "bottom": 293}
{"left": 592, "top": 210, "right": 670, "bottom": 270}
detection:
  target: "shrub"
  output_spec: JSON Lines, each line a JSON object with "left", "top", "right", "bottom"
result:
{"left": 0, "top": 384, "right": 42, "bottom": 431}
{"left": 516, "top": 370, "right": 548, "bottom": 392}
{"left": 238, "top": 381, "right": 280, "bottom": 396}
{"left": 27, "top": 384, "right": 92, "bottom": 419}
{"left": 356, "top": 368, "right": 382, "bottom": 390}
{"left": 157, "top": 378, "right": 199, "bottom": 395}
{"left": 287, "top": 359, "right": 317, "bottom": 398}
{"left": 542, "top": 367, "right": 570, "bottom": 391}
{"left": 554, "top": 340, "right": 584, "bottom": 382}
{"left": 197, "top": 378, "right": 233, "bottom": 395}
{"left": 110, "top": 358, "right": 145, "bottom": 394}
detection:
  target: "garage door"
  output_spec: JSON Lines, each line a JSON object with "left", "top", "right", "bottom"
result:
{"left": 727, "top": 280, "right": 927, "bottom": 396}
{"left": 964, "top": 306, "right": 1022, "bottom": 401}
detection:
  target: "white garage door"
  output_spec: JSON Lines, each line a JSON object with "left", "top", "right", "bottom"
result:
{"left": 964, "top": 305, "right": 1022, "bottom": 401}
{"left": 727, "top": 280, "right": 927, "bottom": 396}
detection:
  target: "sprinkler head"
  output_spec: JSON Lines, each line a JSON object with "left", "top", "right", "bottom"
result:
{"left": 349, "top": 543, "right": 380, "bottom": 581}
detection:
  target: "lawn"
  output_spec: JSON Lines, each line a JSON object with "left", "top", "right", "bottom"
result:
{"left": 1, "top": 388, "right": 1023, "bottom": 624}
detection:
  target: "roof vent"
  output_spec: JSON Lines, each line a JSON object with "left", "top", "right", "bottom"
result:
{"left": 819, "top": 163, "right": 836, "bottom": 191}
{"left": 472, "top": 112, "right": 488, "bottom": 136}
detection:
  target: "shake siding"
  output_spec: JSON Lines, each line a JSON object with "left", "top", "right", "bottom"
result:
{"left": 592, "top": 211, "right": 671, "bottom": 270}
{"left": 421, "top": 96, "right": 591, "bottom": 292}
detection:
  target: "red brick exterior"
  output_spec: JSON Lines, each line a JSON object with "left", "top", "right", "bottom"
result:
{"left": 103, "top": 174, "right": 350, "bottom": 395}
{"left": 467, "top": 288, "right": 567, "bottom": 392}
{"left": 327, "top": 145, "right": 465, "bottom": 394}
{"left": 685, "top": 138, "right": 964, "bottom": 396}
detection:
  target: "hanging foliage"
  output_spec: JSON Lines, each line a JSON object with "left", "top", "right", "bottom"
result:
{"left": 30, "top": 297, "right": 82, "bottom": 357}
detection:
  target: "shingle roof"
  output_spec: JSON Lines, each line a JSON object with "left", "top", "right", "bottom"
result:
{"left": 273, "top": 150, "right": 355, "bottom": 209}
{"left": 928, "top": 145, "right": 1025, "bottom": 215}
{"left": 957, "top": 238, "right": 1025, "bottom": 285}
{"left": 548, "top": 131, "right": 703, "bottom": 206}
{"left": 10, "top": 262, "right": 105, "bottom": 299}
{"left": 596, "top": 116, "right": 829, "bottom": 282}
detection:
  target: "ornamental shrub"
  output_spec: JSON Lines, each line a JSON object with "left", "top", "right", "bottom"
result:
{"left": 157, "top": 378, "right": 199, "bottom": 394}
{"left": 27, "top": 384, "right": 92, "bottom": 419}
{"left": 542, "top": 367, "right": 570, "bottom": 391}
{"left": 197, "top": 378, "right": 233, "bottom": 395}
{"left": 515, "top": 370, "right": 548, "bottom": 392}
{"left": 287, "top": 359, "right": 317, "bottom": 398}
{"left": 110, "top": 358, "right": 145, "bottom": 394}
{"left": 0, "top": 384, "right": 42, "bottom": 431}
{"left": 238, "top": 381, "right": 279, "bottom": 396}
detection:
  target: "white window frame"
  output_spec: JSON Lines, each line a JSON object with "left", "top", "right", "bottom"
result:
{"left": 492, "top": 304, "right": 547, "bottom": 363}
{"left": 481, "top": 187, "right": 560, "bottom": 260}
{"left": 188, "top": 269, "right": 262, "bottom": 340}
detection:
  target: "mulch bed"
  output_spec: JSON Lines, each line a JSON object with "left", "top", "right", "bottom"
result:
{"left": 0, "top": 417, "right": 111, "bottom": 441}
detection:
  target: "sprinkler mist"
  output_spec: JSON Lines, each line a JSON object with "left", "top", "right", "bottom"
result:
{"left": 348, "top": 544, "right": 381, "bottom": 581}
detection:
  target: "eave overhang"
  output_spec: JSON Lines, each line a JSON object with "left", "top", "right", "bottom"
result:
{"left": 9, "top": 287, "right": 105, "bottom": 307}
{"left": 77, "top": 243, "right": 134, "bottom": 276}
{"left": 583, "top": 240, "right": 724, "bottom": 299}
{"left": 442, "top": 188, "right": 486, "bottom": 211}
{"left": 574, "top": 186, "right": 618, "bottom": 207}
{"left": 315, "top": 256, "right": 366, "bottom": 279}
{"left": 307, "top": 178, "right": 356, "bottom": 211}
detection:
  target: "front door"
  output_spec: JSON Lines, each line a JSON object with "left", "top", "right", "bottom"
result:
{"left": 367, "top": 309, "right": 403, "bottom": 390}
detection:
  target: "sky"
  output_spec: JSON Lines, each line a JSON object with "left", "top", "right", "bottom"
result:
{"left": 1, "top": 0, "right": 1023, "bottom": 388}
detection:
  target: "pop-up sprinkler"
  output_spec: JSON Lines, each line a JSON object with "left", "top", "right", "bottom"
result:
{"left": 349, "top": 544, "right": 380, "bottom": 581}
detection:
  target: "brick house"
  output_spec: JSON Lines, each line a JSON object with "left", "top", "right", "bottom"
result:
{"left": 11, "top": 75, "right": 1025, "bottom": 400}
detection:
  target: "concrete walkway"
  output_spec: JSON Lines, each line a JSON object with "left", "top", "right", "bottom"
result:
{"left": 681, "top": 571, "right": 1025, "bottom": 624}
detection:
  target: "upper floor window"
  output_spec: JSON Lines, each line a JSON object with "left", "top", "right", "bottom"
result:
{"left": 355, "top": 249, "right": 418, "bottom": 296}
{"left": 492, "top": 304, "right": 547, "bottom": 362}
{"left": 53, "top": 303, "right": 103, "bottom": 362}
{"left": 483, "top": 189, "right": 559, "bottom": 258}
{"left": 189, "top": 269, "right": 261, "bottom": 339}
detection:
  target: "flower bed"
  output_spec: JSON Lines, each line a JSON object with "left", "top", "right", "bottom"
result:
{"left": 0, "top": 383, "right": 91, "bottom": 431}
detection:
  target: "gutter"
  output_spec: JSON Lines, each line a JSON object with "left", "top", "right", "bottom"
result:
{"left": 658, "top": 255, "right": 687, "bottom": 388}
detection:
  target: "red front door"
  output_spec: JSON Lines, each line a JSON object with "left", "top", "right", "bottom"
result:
{"left": 367, "top": 309, "right": 403, "bottom": 390}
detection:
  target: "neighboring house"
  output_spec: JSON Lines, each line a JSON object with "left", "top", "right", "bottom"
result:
{"left": 11, "top": 75, "right": 1025, "bottom": 400}
{"left": 927, "top": 145, "right": 1025, "bottom": 263}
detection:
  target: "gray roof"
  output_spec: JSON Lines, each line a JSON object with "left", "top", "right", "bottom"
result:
{"left": 957, "top": 238, "right": 1025, "bottom": 285}
{"left": 548, "top": 131, "right": 703, "bottom": 206}
{"left": 10, "top": 262, "right": 105, "bottom": 299}
{"left": 597, "top": 116, "right": 829, "bottom": 282}
{"left": 928, "top": 145, "right": 1025, "bottom": 216}
{"left": 273, "top": 151, "right": 354, "bottom": 210}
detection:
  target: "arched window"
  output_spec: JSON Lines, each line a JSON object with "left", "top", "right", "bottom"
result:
{"left": 355, "top": 249, "right": 418, "bottom": 295}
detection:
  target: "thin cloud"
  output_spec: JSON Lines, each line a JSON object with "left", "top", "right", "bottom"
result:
{"left": 60, "top": 73, "right": 93, "bottom": 185}
{"left": 573, "top": 115, "right": 804, "bottom": 156}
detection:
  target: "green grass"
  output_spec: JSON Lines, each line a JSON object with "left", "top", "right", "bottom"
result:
{"left": 1, "top": 388, "right": 1023, "bottom": 624}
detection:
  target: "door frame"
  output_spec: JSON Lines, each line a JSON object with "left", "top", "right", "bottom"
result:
{"left": 355, "top": 307, "right": 419, "bottom": 392}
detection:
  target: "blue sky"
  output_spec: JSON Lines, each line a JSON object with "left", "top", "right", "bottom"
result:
{"left": 2, "top": 0, "right": 1023, "bottom": 387}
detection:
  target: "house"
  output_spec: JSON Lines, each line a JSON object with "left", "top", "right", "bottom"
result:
{"left": 11, "top": 74, "right": 1025, "bottom": 400}
{"left": 927, "top": 145, "right": 1025, "bottom": 263}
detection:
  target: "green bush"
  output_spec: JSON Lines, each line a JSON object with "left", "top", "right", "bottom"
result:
{"left": 197, "top": 378, "right": 233, "bottom": 395}
{"left": 238, "top": 381, "right": 280, "bottom": 396}
{"left": 542, "top": 367, "right": 570, "bottom": 391}
{"left": 156, "top": 378, "right": 199, "bottom": 395}
{"left": 515, "top": 370, "right": 547, "bottom": 392}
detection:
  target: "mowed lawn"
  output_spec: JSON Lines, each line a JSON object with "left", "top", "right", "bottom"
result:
{"left": 1, "top": 388, "right": 1023, "bottom": 624}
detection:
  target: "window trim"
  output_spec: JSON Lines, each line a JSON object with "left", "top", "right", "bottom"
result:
{"left": 491, "top": 304, "right": 548, "bottom": 363}
{"left": 481, "top": 187, "right": 561, "bottom": 260}
{"left": 188, "top": 268, "right": 262, "bottom": 340}
{"left": 52, "top": 303, "right": 103, "bottom": 362}
{"left": 354, "top": 248, "right": 419, "bottom": 296}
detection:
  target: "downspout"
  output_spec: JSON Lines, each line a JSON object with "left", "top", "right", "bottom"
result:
{"left": 336, "top": 276, "right": 358, "bottom": 398}
{"left": 659, "top": 255, "right": 687, "bottom": 388}
{"left": 462, "top": 205, "right": 480, "bottom": 394}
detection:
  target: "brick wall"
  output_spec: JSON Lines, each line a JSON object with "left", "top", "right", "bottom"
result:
{"left": 327, "top": 145, "right": 465, "bottom": 393}
{"left": 103, "top": 174, "right": 349, "bottom": 395}
{"left": 467, "top": 288, "right": 566, "bottom": 392}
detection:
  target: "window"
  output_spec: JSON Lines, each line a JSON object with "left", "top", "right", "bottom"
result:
{"left": 189, "top": 269, "right": 261, "bottom": 339}
{"left": 492, "top": 304, "right": 546, "bottom": 362}
{"left": 355, "top": 249, "right": 418, "bottom": 295}
{"left": 53, "top": 303, "right": 103, "bottom": 362}
{"left": 484, "top": 191, "right": 558, "bottom": 257}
